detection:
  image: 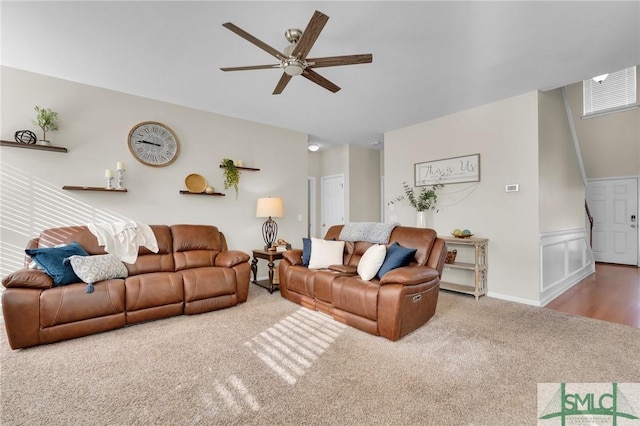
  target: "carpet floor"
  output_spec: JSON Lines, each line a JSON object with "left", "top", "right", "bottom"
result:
{"left": 1, "top": 285, "right": 639, "bottom": 425}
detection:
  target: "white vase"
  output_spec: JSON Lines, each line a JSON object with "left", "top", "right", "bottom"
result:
{"left": 416, "top": 211, "right": 432, "bottom": 228}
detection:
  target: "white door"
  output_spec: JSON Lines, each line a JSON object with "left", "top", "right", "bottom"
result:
{"left": 321, "top": 174, "right": 345, "bottom": 237}
{"left": 587, "top": 178, "right": 638, "bottom": 265}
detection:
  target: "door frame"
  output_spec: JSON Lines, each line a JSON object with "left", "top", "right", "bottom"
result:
{"left": 320, "top": 174, "right": 345, "bottom": 237}
{"left": 587, "top": 175, "right": 639, "bottom": 266}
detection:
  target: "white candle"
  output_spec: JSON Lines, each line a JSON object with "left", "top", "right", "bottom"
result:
{"left": 237, "top": 160, "right": 244, "bottom": 167}
{"left": 105, "top": 169, "right": 113, "bottom": 178}
{"left": 116, "top": 161, "right": 125, "bottom": 170}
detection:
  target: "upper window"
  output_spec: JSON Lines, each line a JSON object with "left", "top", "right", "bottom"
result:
{"left": 583, "top": 66, "right": 637, "bottom": 117}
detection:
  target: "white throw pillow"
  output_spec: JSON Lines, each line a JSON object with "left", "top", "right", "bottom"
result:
{"left": 308, "top": 238, "right": 345, "bottom": 269}
{"left": 66, "top": 254, "right": 128, "bottom": 284}
{"left": 357, "top": 244, "right": 387, "bottom": 281}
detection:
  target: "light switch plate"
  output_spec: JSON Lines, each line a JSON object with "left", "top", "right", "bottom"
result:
{"left": 505, "top": 184, "right": 519, "bottom": 192}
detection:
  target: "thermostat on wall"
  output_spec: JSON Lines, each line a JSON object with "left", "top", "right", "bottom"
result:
{"left": 505, "top": 184, "right": 519, "bottom": 192}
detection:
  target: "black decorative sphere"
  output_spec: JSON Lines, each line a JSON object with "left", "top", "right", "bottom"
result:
{"left": 15, "top": 130, "right": 37, "bottom": 144}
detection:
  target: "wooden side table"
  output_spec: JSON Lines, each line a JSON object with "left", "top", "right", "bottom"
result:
{"left": 250, "top": 249, "right": 284, "bottom": 294}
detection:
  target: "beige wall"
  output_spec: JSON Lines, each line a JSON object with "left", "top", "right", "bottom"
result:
{"left": 348, "top": 145, "right": 382, "bottom": 223}
{"left": 385, "top": 92, "right": 542, "bottom": 303}
{"left": 538, "top": 89, "right": 585, "bottom": 233}
{"left": 307, "top": 144, "right": 381, "bottom": 238}
{"left": 0, "top": 67, "right": 308, "bottom": 277}
{"left": 565, "top": 66, "right": 640, "bottom": 179}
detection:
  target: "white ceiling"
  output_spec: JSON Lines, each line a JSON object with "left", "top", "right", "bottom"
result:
{"left": 2, "top": 1, "right": 639, "bottom": 151}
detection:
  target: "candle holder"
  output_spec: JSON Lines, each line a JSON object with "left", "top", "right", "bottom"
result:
{"left": 106, "top": 176, "right": 114, "bottom": 190}
{"left": 117, "top": 169, "right": 126, "bottom": 190}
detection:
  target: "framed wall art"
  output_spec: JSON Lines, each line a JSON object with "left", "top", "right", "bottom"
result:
{"left": 414, "top": 154, "right": 480, "bottom": 186}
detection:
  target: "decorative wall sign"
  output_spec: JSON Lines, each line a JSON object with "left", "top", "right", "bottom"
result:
{"left": 415, "top": 154, "right": 480, "bottom": 186}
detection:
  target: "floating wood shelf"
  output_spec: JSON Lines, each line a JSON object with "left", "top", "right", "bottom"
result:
{"left": 219, "top": 165, "right": 260, "bottom": 171}
{"left": 179, "top": 190, "right": 225, "bottom": 196}
{"left": 63, "top": 186, "right": 128, "bottom": 192}
{"left": 1, "top": 140, "right": 68, "bottom": 153}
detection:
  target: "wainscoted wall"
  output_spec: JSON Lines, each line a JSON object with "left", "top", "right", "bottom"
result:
{"left": 540, "top": 228, "right": 595, "bottom": 306}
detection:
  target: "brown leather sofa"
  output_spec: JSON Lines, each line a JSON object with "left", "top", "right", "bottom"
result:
{"left": 2, "top": 224, "right": 250, "bottom": 349}
{"left": 278, "top": 225, "right": 447, "bottom": 341}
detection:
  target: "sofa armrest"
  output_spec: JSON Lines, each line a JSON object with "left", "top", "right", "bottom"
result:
{"left": 215, "top": 250, "right": 250, "bottom": 268}
{"left": 379, "top": 265, "right": 439, "bottom": 286}
{"left": 2, "top": 268, "right": 54, "bottom": 290}
{"left": 282, "top": 249, "right": 303, "bottom": 266}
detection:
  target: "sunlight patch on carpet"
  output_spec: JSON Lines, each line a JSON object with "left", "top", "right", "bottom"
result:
{"left": 245, "top": 307, "right": 348, "bottom": 384}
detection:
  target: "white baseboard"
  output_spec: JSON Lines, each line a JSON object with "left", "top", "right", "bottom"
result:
{"left": 486, "top": 291, "right": 541, "bottom": 307}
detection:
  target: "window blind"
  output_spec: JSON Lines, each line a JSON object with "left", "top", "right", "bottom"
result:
{"left": 583, "top": 66, "right": 637, "bottom": 116}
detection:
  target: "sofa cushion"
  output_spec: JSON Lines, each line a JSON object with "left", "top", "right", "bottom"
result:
{"left": 308, "top": 238, "right": 345, "bottom": 269}
{"left": 357, "top": 244, "right": 386, "bottom": 281}
{"left": 25, "top": 242, "right": 89, "bottom": 286}
{"left": 376, "top": 242, "right": 417, "bottom": 279}
{"left": 65, "top": 254, "right": 128, "bottom": 291}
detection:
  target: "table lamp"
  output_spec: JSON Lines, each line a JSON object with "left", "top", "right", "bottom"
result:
{"left": 256, "top": 197, "right": 284, "bottom": 250}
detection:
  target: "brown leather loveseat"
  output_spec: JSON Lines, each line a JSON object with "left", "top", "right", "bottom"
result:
{"left": 279, "top": 225, "right": 447, "bottom": 341}
{"left": 2, "top": 224, "right": 250, "bottom": 349}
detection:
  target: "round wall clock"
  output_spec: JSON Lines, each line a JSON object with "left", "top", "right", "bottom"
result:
{"left": 128, "top": 121, "right": 180, "bottom": 167}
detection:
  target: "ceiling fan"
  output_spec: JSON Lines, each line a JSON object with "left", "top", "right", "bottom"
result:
{"left": 220, "top": 10, "right": 373, "bottom": 95}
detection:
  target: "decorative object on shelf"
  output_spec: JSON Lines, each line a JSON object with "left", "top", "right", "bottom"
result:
{"left": 205, "top": 186, "right": 215, "bottom": 194}
{"left": 390, "top": 181, "right": 443, "bottom": 228}
{"left": 33, "top": 105, "right": 59, "bottom": 145}
{"left": 233, "top": 160, "right": 244, "bottom": 167}
{"left": 274, "top": 238, "right": 292, "bottom": 252}
{"left": 256, "top": 197, "right": 284, "bottom": 250}
{"left": 451, "top": 229, "right": 474, "bottom": 238}
{"left": 220, "top": 158, "right": 241, "bottom": 199}
{"left": 116, "top": 161, "right": 126, "bottom": 190}
{"left": 128, "top": 121, "right": 180, "bottom": 167}
{"left": 185, "top": 173, "right": 207, "bottom": 193}
{"left": 445, "top": 249, "right": 457, "bottom": 264}
{"left": 14, "top": 130, "right": 37, "bottom": 144}
{"left": 105, "top": 169, "right": 114, "bottom": 189}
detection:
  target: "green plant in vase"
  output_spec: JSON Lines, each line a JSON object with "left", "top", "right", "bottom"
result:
{"left": 32, "top": 106, "right": 59, "bottom": 145}
{"left": 220, "top": 158, "right": 241, "bottom": 199}
{"left": 390, "top": 181, "right": 443, "bottom": 212}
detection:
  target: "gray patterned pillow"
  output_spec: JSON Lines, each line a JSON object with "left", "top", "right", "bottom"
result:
{"left": 65, "top": 254, "right": 128, "bottom": 293}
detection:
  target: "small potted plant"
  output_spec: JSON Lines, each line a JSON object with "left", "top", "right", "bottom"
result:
{"left": 220, "top": 158, "right": 241, "bottom": 199}
{"left": 32, "top": 106, "right": 59, "bottom": 145}
{"left": 389, "top": 181, "right": 443, "bottom": 227}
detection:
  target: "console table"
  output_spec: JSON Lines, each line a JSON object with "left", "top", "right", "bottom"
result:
{"left": 440, "top": 237, "right": 488, "bottom": 300}
{"left": 250, "top": 249, "right": 284, "bottom": 294}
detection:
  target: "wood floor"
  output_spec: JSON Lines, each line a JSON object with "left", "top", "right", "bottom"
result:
{"left": 545, "top": 263, "right": 640, "bottom": 328}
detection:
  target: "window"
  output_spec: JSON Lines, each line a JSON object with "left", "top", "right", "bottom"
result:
{"left": 583, "top": 66, "right": 637, "bottom": 117}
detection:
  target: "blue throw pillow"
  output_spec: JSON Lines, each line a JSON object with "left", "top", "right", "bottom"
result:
{"left": 302, "top": 237, "right": 312, "bottom": 266}
{"left": 376, "top": 242, "right": 417, "bottom": 279}
{"left": 25, "top": 242, "right": 89, "bottom": 286}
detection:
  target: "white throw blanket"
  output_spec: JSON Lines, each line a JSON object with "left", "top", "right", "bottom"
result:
{"left": 338, "top": 222, "right": 399, "bottom": 244}
{"left": 88, "top": 221, "right": 158, "bottom": 264}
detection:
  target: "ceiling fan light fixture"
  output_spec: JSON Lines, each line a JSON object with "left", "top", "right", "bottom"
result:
{"left": 283, "top": 58, "right": 304, "bottom": 76}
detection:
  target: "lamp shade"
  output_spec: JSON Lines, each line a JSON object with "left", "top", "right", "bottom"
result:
{"left": 256, "top": 197, "right": 284, "bottom": 218}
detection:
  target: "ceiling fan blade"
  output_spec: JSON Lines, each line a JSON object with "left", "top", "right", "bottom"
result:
{"left": 273, "top": 73, "right": 293, "bottom": 95}
{"left": 302, "top": 68, "right": 341, "bottom": 93}
{"left": 220, "top": 64, "right": 281, "bottom": 72}
{"left": 222, "top": 22, "right": 285, "bottom": 60}
{"left": 307, "top": 54, "right": 373, "bottom": 68}
{"left": 291, "top": 10, "right": 329, "bottom": 59}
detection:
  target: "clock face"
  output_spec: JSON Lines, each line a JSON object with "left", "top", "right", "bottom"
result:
{"left": 128, "top": 121, "right": 180, "bottom": 167}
